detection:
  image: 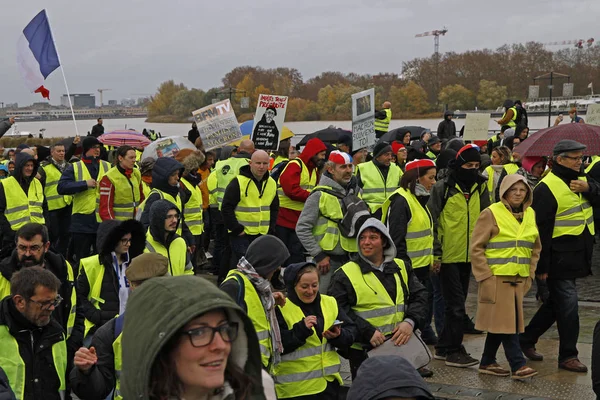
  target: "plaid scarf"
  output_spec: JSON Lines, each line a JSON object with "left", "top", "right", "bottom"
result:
{"left": 237, "top": 256, "right": 283, "bottom": 365}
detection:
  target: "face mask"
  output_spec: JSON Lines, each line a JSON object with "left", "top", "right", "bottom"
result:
{"left": 456, "top": 167, "right": 479, "bottom": 185}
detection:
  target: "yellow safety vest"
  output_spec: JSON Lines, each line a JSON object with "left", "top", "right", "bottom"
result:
{"left": 485, "top": 164, "right": 520, "bottom": 202}
{"left": 426, "top": 151, "right": 437, "bottom": 160}
{"left": 438, "top": 182, "right": 484, "bottom": 263}
{"left": 541, "top": 172, "right": 595, "bottom": 237}
{"left": 502, "top": 107, "right": 518, "bottom": 128}
{"left": 214, "top": 158, "right": 249, "bottom": 210}
{"left": 223, "top": 270, "right": 272, "bottom": 368}
{"left": 113, "top": 328, "right": 123, "bottom": 400}
{"left": 144, "top": 230, "right": 193, "bottom": 276}
{"left": 273, "top": 295, "right": 342, "bottom": 398}
{"left": 180, "top": 177, "right": 204, "bottom": 235}
{"left": 72, "top": 160, "right": 110, "bottom": 215}
{"left": 233, "top": 175, "right": 277, "bottom": 236}
{"left": 43, "top": 163, "right": 72, "bottom": 211}
{"left": 357, "top": 161, "right": 401, "bottom": 213}
{"left": 96, "top": 167, "right": 142, "bottom": 222}
{"left": 0, "top": 261, "right": 77, "bottom": 339}
{"left": 137, "top": 189, "right": 183, "bottom": 236}
{"left": 374, "top": 109, "right": 392, "bottom": 132}
{"left": 485, "top": 202, "right": 537, "bottom": 277}
{"left": 339, "top": 259, "right": 408, "bottom": 348}
{"left": 141, "top": 181, "right": 151, "bottom": 200}
{"left": 2, "top": 176, "right": 45, "bottom": 231}
{"left": 311, "top": 187, "right": 358, "bottom": 253}
{"left": 271, "top": 155, "right": 288, "bottom": 170}
{"left": 381, "top": 188, "right": 433, "bottom": 268}
{"left": 585, "top": 156, "right": 600, "bottom": 174}
{"left": 277, "top": 158, "right": 316, "bottom": 211}
{"left": 207, "top": 172, "right": 218, "bottom": 208}
{"left": 80, "top": 255, "right": 110, "bottom": 337}
{"left": 0, "top": 325, "right": 67, "bottom": 400}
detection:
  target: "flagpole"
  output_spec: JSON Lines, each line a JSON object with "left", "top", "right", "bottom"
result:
{"left": 44, "top": 9, "right": 80, "bottom": 137}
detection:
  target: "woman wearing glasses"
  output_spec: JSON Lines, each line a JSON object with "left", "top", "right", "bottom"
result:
{"left": 121, "top": 275, "right": 274, "bottom": 400}
{"left": 273, "top": 262, "right": 355, "bottom": 399}
{"left": 77, "top": 219, "right": 145, "bottom": 339}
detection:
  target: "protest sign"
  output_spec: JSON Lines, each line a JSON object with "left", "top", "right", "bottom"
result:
{"left": 192, "top": 99, "right": 242, "bottom": 151}
{"left": 463, "top": 113, "right": 491, "bottom": 140}
{"left": 351, "top": 89, "right": 376, "bottom": 150}
{"left": 252, "top": 94, "right": 288, "bottom": 150}
{"left": 586, "top": 104, "right": 600, "bottom": 126}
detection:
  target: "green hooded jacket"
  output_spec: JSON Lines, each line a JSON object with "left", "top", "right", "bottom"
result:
{"left": 121, "top": 276, "right": 267, "bottom": 400}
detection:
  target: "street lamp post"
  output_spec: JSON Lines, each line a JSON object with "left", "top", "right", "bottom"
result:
{"left": 534, "top": 71, "right": 570, "bottom": 128}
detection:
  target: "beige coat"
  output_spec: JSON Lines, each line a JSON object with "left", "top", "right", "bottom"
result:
{"left": 470, "top": 174, "right": 542, "bottom": 334}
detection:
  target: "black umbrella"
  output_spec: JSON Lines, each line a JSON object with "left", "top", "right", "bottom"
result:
{"left": 297, "top": 127, "right": 352, "bottom": 147}
{"left": 380, "top": 126, "right": 430, "bottom": 143}
{"left": 58, "top": 137, "right": 83, "bottom": 157}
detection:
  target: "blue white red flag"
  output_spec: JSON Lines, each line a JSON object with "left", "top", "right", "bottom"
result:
{"left": 16, "top": 10, "right": 60, "bottom": 99}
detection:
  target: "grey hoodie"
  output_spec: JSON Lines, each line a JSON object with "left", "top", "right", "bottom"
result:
{"left": 296, "top": 172, "right": 361, "bottom": 262}
{"left": 355, "top": 218, "right": 397, "bottom": 271}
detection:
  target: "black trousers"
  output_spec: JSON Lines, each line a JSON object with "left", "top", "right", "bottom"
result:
{"left": 48, "top": 206, "right": 71, "bottom": 258}
{"left": 435, "top": 262, "right": 471, "bottom": 354}
{"left": 71, "top": 233, "right": 96, "bottom": 274}
{"left": 275, "top": 225, "right": 306, "bottom": 266}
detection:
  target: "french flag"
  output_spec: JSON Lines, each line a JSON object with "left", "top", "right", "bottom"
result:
{"left": 16, "top": 10, "right": 60, "bottom": 100}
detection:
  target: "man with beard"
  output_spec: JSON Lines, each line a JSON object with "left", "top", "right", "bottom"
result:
{"left": 0, "top": 223, "right": 82, "bottom": 359}
{"left": 427, "top": 144, "right": 490, "bottom": 368}
{"left": 252, "top": 106, "right": 280, "bottom": 150}
{"left": 0, "top": 266, "right": 68, "bottom": 400}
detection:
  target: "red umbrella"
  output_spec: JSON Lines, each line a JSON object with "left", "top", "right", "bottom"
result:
{"left": 98, "top": 130, "right": 151, "bottom": 148}
{"left": 515, "top": 123, "right": 600, "bottom": 157}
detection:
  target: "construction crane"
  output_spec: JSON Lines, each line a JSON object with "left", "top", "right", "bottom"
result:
{"left": 415, "top": 28, "right": 448, "bottom": 105}
{"left": 97, "top": 88, "right": 112, "bottom": 106}
{"left": 543, "top": 38, "right": 594, "bottom": 49}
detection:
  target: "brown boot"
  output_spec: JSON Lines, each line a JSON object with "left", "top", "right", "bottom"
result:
{"left": 521, "top": 346, "right": 543, "bottom": 361}
{"left": 559, "top": 358, "right": 588, "bottom": 373}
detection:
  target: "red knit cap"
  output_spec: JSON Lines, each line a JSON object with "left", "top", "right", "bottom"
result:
{"left": 391, "top": 141, "right": 406, "bottom": 154}
{"left": 405, "top": 159, "right": 436, "bottom": 172}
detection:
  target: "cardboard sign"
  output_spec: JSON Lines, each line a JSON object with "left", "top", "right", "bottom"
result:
{"left": 352, "top": 88, "right": 376, "bottom": 150}
{"left": 463, "top": 113, "right": 491, "bottom": 140}
{"left": 192, "top": 99, "right": 242, "bottom": 151}
{"left": 251, "top": 94, "right": 288, "bottom": 151}
{"left": 586, "top": 104, "right": 600, "bottom": 126}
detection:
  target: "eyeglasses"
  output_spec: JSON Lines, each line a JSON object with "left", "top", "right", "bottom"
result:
{"left": 17, "top": 244, "right": 44, "bottom": 253}
{"left": 29, "top": 295, "right": 63, "bottom": 310}
{"left": 166, "top": 214, "right": 180, "bottom": 220}
{"left": 181, "top": 322, "right": 239, "bottom": 347}
{"left": 120, "top": 238, "right": 131, "bottom": 245}
{"left": 561, "top": 155, "right": 585, "bottom": 161}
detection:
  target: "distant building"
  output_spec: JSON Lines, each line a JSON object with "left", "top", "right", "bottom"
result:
{"left": 32, "top": 102, "right": 52, "bottom": 109}
{"left": 121, "top": 98, "right": 136, "bottom": 107}
{"left": 137, "top": 97, "right": 150, "bottom": 106}
{"left": 5, "top": 103, "right": 18, "bottom": 109}
{"left": 61, "top": 94, "right": 95, "bottom": 108}
{"left": 108, "top": 100, "right": 118, "bottom": 106}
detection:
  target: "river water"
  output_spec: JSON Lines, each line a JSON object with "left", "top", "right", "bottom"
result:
{"left": 12, "top": 116, "right": 554, "bottom": 143}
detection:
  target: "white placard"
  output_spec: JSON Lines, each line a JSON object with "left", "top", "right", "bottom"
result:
{"left": 463, "top": 113, "right": 491, "bottom": 140}
{"left": 192, "top": 99, "right": 242, "bottom": 151}
{"left": 586, "top": 104, "right": 600, "bottom": 126}
{"left": 351, "top": 88, "right": 376, "bottom": 150}
{"left": 251, "top": 94, "right": 288, "bottom": 151}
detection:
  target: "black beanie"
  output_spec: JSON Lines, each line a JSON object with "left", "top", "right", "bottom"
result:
{"left": 245, "top": 235, "right": 290, "bottom": 277}
{"left": 373, "top": 141, "right": 393, "bottom": 159}
{"left": 83, "top": 136, "right": 101, "bottom": 154}
{"left": 455, "top": 144, "right": 481, "bottom": 167}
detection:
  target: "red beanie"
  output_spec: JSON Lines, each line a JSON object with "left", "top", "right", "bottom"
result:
{"left": 391, "top": 142, "right": 405, "bottom": 154}
{"left": 405, "top": 159, "right": 436, "bottom": 172}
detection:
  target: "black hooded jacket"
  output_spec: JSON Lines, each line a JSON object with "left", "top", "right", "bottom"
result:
{"left": 77, "top": 219, "right": 145, "bottom": 334}
{"left": 140, "top": 157, "right": 193, "bottom": 245}
{"left": 0, "top": 297, "right": 66, "bottom": 400}
{"left": 0, "top": 249, "right": 84, "bottom": 356}
{"left": 221, "top": 165, "right": 279, "bottom": 236}
{"left": 0, "top": 153, "right": 46, "bottom": 244}
{"left": 437, "top": 111, "right": 456, "bottom": 140}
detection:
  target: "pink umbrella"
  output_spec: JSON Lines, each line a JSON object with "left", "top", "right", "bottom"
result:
{"left": 98, "top": 130, "right": 151, "bottom": 148}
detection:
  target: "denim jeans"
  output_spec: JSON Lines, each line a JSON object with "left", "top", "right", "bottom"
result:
{"left": 520, "top": 278, "right": 579, "bottom": 362}
{"left": 436, "top": 262, "right": 471, "bottom": 354}
{"left": 481, "top": 333, "right": 526, "bottom": 372}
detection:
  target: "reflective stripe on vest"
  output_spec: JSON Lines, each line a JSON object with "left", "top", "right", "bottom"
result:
{"left": 340, "top": 259, "right": 408, "bottom": 348}
{"left": 144, "top": 231, "right": 192, "bottom": 276}
{"left": 0, "top": 325, "right": 67, "bottom": 400}
{"left": 66, "top": 261, "right": 77, "bottom": 338}
{"left": 113, "top": 330, "right": 123, "bottom": 400}
{"left": 277, "top": 158, "right": 316, "bottom": 211}
{"left": 223, "top": 270, "right": 272, "bottom": 368}
{"left": 357, "top": 161, "right": 401, "bottom": 213}
{"left": 180, "top": 177, "right": 204, "bottom": 235}
{"left": 43, "top": 164, "right": 72, "bottom": 210}
{"left": 381, "top": 188, "right": 433, "bottom": 268}
{"left": 485, "top": 164, "right": 519, "bottom": 203}
{"left": 374, "top": 109, "right": 392, "bottom": 132}
{"left": 215, "top": 158, "right": 249, "bottom": 210}
{"left": 81, "top": 255, "right": 106, "bottom": 337}
{"left": 273, "top": 295, "right": 342, "bottom": 398}
{"left": 485, "top": 202, "right": 538, "bottom": 277}
{"left": 541, "top": 172, "right": 595, "bottom": 237}
{"left": 2, "top": 176, "right": 45, "bottom": 231}
{"left": 233, "top": 175, "right": 277, "bottom": 235}
{"left": 96, "top": 167, "right": 142, "bottom": 222}
{"left": 311, "top": 188, "right": 357, "bottom": 253}
{"left": 72, "top": 160, "right": 110, "bottom": 215}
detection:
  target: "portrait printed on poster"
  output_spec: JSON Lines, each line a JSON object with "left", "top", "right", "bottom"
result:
{"left": 252, "top": 94, "right": 288, "bottom": 150}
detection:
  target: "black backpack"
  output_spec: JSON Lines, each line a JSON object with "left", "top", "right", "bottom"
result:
{"left": 270, "top": 160, "right": 291, "bottom": 182}
{"left": 314, "top": 187, "right": 372, "bottom": 238}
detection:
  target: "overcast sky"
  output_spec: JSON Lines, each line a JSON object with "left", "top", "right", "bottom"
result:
{"left": 2, "top": 0, "right": 598, "bottom": 107}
